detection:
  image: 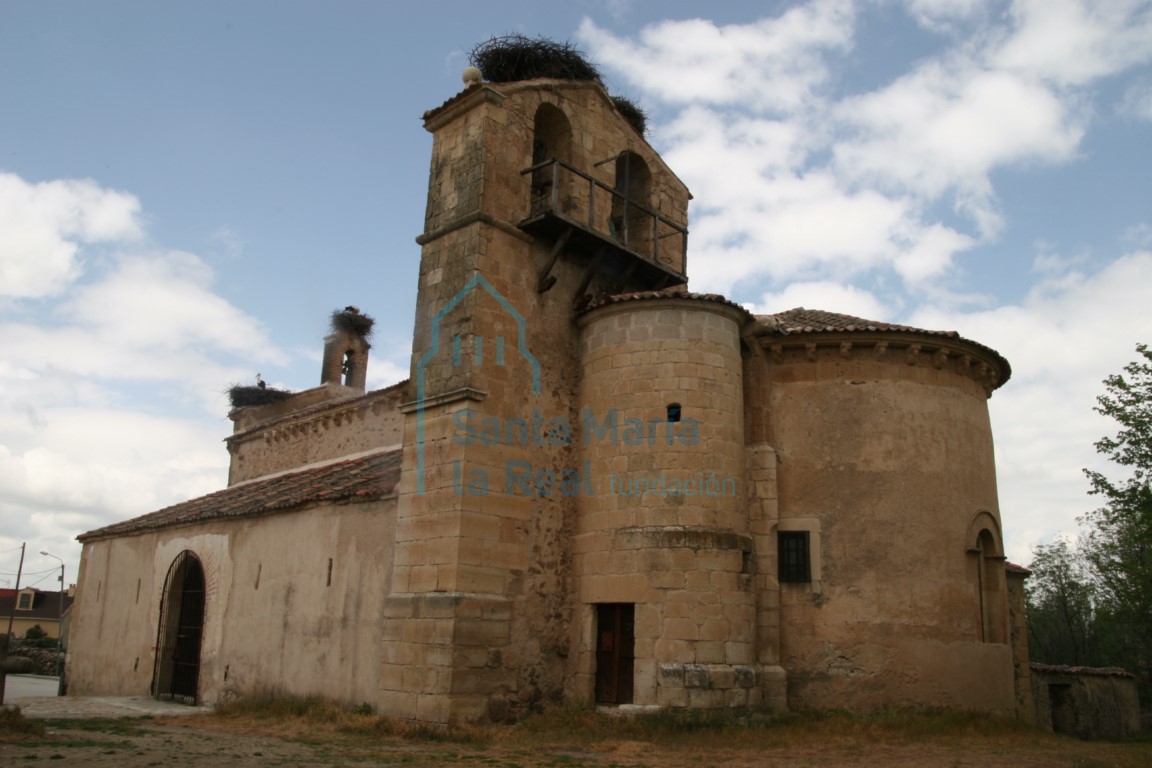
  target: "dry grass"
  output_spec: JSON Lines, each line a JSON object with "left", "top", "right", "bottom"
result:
{"left": 160, "top": 695, "right": 1152, "bottom": 768}
{"left": 0, "top": 705, "right": 46, "bottom": 742}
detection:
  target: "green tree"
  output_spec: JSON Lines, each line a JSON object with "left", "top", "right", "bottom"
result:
{"left": 1024, "top": 538, "right": 1098, "bottom": 665}
{"left": 1081, "top": 343, "right": 1152, "bottom": 691}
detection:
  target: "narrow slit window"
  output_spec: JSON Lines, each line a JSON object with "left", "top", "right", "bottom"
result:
{"left": 778, "top": 531, "right": 811, "bottom": 583}
{"left": 667, "top": 403, "right": 682, "bottom": 423}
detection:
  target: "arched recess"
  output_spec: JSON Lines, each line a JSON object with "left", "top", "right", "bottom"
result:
{"left": 611, "top": 151, "right": 652, "bottom": 255}
{"left": 530, "top": 103, "right": 573, "bottom": 214}
{"left": 967, "top": 512, "right": 1007, "bottom": 644}
{"left": 153, "top": 550, "right": 206, "bottom": 704}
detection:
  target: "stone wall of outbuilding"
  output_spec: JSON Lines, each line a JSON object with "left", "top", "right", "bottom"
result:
{"left": 1031, "top": 664, "right": 1142, "bottom": 739}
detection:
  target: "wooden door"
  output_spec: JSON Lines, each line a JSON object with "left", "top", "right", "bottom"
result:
{"left": 595, "top": 604, "right": 635, "bottom": 705}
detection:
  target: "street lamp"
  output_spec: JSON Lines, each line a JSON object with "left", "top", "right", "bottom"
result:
{"left": 39, "top": 551, "right": 65, "bottom": 690}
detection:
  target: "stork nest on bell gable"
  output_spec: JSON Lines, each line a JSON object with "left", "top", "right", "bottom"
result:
{"left": 228, "top": 384, "right": 294, "bottom": 408}
{"left": 468, "top": 35, "right": 648, "bottom": 136}
{"left": 330, "top": 307, "right": 375, "bottom": 338}
{"left": 611, "top": 96, "right": 647, "bottom": 136}
{"left": 470, "top": 35, "right": 602, "bottom": 84}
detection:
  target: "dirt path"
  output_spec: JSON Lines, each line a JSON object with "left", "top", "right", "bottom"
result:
{"left": 3, "top": 716, "right": 1149, "bottom": 768}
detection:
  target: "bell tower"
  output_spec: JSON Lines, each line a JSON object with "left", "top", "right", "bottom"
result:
{"left": 379, "top": 72, "right": 692, "bottom": 723}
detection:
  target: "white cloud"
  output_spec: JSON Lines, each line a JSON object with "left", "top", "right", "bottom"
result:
{"left": 63, "top": 250, "right": 280, "bottom": 359}
{"left": 0, "top": 248, "right": 288, "bottom": 418}
{"left": 744, "top": 280, "right": 891, "bottom": 319}
{"left": 578, "top": 0, "right": 855, "bottom": 113}
{"left": 910, "top": 250, "right": 1152, "bottom": 562}
{"left": 0, "top": 171, "right": 294, "bottom": 581}
{"left": 583, "top": 2, "right": 1093, "bottom": 298}
{"left": 0, "top": 173, "right": 142, "bottom": 299}
{"left": 992, "top": 0, "right": 1152, "bottom": 86}
{"left": 835, "top": 65, "right": 1084, "bottom": 214}
{"left": 904, "top": 0, "right": 988, "bottom": 28}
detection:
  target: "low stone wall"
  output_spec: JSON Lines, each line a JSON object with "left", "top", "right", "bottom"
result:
{"left": 657, "top": 663, "right": 764, "bottom": 708}
{"left": 1031, "top": 663, "right": 1141, "bottom": 739}
{"left": 2, "top": 646, "right": 63, "bottom": 676}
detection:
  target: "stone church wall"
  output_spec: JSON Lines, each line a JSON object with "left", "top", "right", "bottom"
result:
{"left": 226, "top": 384, "right": 407, "bottom": 485}
{"left": 760, "top": 335, "right": 1015, "bottom": 714}
{"left": 67, "top": 497, "right": 396, "bottom": 707}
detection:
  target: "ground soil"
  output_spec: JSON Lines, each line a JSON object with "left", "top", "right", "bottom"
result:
{"left": 2, "top": 712, "right": 1151, "bottom": 768}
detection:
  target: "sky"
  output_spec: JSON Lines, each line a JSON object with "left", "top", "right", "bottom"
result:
{"left": 2, "top": 0, "right": 1151, "bottom": 589}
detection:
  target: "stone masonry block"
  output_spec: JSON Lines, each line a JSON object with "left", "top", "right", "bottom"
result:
{"left": 454, "top": 618, "right": 510, "bottom": 646}
{"left": 377, "top": 689, "right": 419, "bottom": 719}
{"left": 683, "top": 665, "right": 710, "bottom": 689}
{"left": 695, "top": 641, "right": 726, "bottom": 664}
{"left": 663, "top": 618, "right": 699, "bottom": 641}
{"left": 654, "top": 638, "right": 694, "bottom": 664}
{"left": 659, "top": 684, "right": 690, "bottom": 707}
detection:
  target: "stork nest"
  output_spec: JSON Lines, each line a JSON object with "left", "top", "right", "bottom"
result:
{"left": 468, "top": 35, "right": 648, "bottom": 137}
{"left": 470, "top": 35, "right": 602, "bottom": 84}
{"left": 330, "top": 308, "right": 375, "bottom": 338}
{"left": 228, "top": 385, "right": 293, "bottom": 408}
{"left": 611, "top": 96, "right": 647, "bottom": 136}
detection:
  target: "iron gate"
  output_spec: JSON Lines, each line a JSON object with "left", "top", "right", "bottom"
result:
{"left": 153, "top": 550, "right": 205, "bottom": 705}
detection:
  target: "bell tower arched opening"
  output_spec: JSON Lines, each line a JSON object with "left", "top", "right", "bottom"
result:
{"left": 610, "top": 151, "right": 652, "bottom": 254}
{"left": 530, "top": 103, "right": 573, "bottom": 215}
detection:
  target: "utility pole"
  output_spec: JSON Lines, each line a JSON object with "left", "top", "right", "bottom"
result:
{"left": 1, "top": 542, "right": 25, "bottom": 705}
{"left": 4, "top": 542, "right": 25, "bottom": 638}
{"left": 41, "top": 551, "right": 65, "bottom": 694}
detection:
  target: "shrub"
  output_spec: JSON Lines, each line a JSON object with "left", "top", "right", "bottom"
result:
{"left": 611, "top": 96, "right": 647, "bottom": 136}
{"left": 0, "top": 706, "right": 45, "bottom": 741}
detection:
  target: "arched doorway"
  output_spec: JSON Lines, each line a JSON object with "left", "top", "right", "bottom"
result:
{"left": 153, "top": 550, "right": 206, "bottom": 704}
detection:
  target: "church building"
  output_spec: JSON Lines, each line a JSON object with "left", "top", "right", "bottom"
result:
{"left": 66, "top": 70, "right": 1027, "bottom": 723}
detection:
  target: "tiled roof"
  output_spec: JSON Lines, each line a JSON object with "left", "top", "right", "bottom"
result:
{"left": 0, "top": 590, "right": 74, "bottom": 622}
{"left": 423, "top": 83, "right": 484, "bottom": 121}
{"left": 1030, "top": 663, "right": 1134, "bottom": 679}
{"left": 1005, "top": 561, "right": 1032, "bottom": 575}
{"left": 760, "top": 307, "right": 960, "bottom": 337}
{"left": 78, "top": 449, "right": 402, "bottom": 542}
{"left": 581, "top": 287, "right": 754, "bottom": 320}
{"left": 756, "top": 307, "right": 1011, "bottom": 382}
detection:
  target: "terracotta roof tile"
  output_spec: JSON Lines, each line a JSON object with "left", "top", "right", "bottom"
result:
{"left": 580, "top": 287, "right": 754, "bottom": 320}
{"left": 78, "top": 449, "right": 402, "bottom": 542}
{"left": 756, "top": 307, "right": 1011, "bottom": 385}
{"left": 760, "top": 307, "right": 960, "bottom": 337}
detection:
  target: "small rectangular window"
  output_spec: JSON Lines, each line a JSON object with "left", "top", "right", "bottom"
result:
{"left": 778, "top": 531, "right": 811, "bottom": 583}
{"left": 17, "top": 592, "right": 33, "bottom": 610}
